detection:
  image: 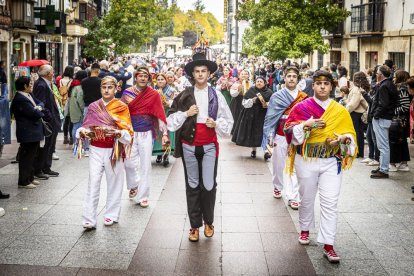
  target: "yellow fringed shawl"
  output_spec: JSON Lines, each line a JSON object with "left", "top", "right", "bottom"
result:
{"left": 286, "top": 100, "right": 358, "bottom": 175}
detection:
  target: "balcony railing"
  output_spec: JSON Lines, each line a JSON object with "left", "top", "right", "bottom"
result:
{"left": 351, "top": 2, "right": 386, "bottom": 34}
{"left": 322, "top": 22, "right": 344, "bottom": 38}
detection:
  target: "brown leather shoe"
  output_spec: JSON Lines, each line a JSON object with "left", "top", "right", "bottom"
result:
{"left": 188, "top": 228, "right": 199, "bottom": 242}
{"left": 204, "top": 224, "right": 214, "bottom": 238}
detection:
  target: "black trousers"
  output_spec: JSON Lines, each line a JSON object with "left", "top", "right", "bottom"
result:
{"left": 63, "top": 116, "right": 73, "bottom": 138}
{"left": 351, "top": 112, "right": 365, "bottom": 158}
{"left": 34, "top": 131, "right": 58, "bottom": 173}
{"left": 18, "top": 142, "right": 39, "bottom": 186}
{"left": 182, "top": 145, "right": 218, "bottom": 228}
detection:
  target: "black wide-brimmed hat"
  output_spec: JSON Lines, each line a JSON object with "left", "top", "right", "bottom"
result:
{"left": 184, "top": 52, "right": 218, "bottom": 77}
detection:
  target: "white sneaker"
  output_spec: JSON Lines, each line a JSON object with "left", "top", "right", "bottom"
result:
{"left": 31, "top": 180, "right": 40, "bottom": 185}
{"left": 367, "top": 160, "right": 380, "bottom": 166}
{"left": 360, "top": 158, "right": 372, "bottom": 163}
{"left": 82, "top": 222, "right": 96, "bottom": 230}
{"left": 389, "top": 164, "right": 398, "bottom": 172}
{"left": 0, "top": 207, "right": 5, "bottom": 217}
{"left": 52, "top": 153, "right": 59, "bottom": 160}
{"left": 398, "top": 164, "right": 410, "bottom": 172}
{"left": 18, "top": 183, "right": 37, "bottom": 189}
{"left": 83, "top": 150, "right": 90, "bottom": 157}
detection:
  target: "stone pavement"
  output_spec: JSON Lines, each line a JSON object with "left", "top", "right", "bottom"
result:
{"left": 0, "top": 133, "right": 413, "bottom": 275}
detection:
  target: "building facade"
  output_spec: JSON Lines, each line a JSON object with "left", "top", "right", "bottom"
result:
{"left": 0, "top": 0, "right": 11, "bottom": 93}
{"left": 306, "top": 0, "right": 414, "bottom": 76}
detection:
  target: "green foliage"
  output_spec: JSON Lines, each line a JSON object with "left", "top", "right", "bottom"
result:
{"left": 83, "top": 0, "right": 170, "bottom": 57}
{"left": 83, "top": 0, "right": 223, "bottom": 58}
{"left": 83, "top": 17, "right": 112, "bottom": 59}
{"left": 237, "top": 0, "right": 350, "bottom": 60}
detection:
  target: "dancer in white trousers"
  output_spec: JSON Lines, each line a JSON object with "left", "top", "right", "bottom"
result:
{"left": 284, "top": 70, "right": 357, "bottom": 263}
{"left": 77, "top": 76, "right": 133, "bottom": 229}
{"left": 121, "top": 66, "right": 169, "bottom": 207}
{"left": 262, "top": 66, "right": 308, "bottom": 209}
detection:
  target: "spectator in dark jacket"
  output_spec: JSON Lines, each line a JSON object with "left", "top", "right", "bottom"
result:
{"left": 389, "top": 70, "right": 412, "bottom": 172}
{"left": 32, "top": 64, "right": 61, "bottom": 179}
{"left": 370, "top": 65, "right": 399, "bottom": 179}
{"left": 110, "top": 64, "right": 132, "bottom": 98}
{"left": 10, "top": 76, "right": 45, "bottom": 188}
{"left": 98, "top": 60, "right": 111, "bottom": 78}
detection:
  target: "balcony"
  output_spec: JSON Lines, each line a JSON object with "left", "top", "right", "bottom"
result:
{"left": 322, "top": 22, "right": 344, "bottom": 38}
{"left": 351, "top": 1, "right": 386, "bottom": 36}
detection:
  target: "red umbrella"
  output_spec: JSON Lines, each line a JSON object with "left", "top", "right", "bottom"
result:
{"left": 18, "top": 59, "right": 50, "bottom": 67}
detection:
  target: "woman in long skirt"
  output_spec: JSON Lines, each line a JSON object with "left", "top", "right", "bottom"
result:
{"left": 152, "top": 73, "right": 178, "bottom": 166}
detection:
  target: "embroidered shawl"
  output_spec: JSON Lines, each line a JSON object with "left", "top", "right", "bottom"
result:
{"left": 284, "top": 98, "right": 358, "bottom": 174}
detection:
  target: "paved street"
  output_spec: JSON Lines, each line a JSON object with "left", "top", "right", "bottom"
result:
{"left": 0, "top": 131, "right": 414, "bottom": 275}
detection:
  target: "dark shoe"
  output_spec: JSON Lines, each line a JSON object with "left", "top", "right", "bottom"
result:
{"left": 251, "top": 151, "right": 256, "bottom": 158}
{"left": 162, "top": 156, "right": 169, "bottom": 167}
{"left": 370, "top": 170, "right": 389, "bottom": 179}
{"left": 43, "top": 170, "right": 59, "bottom": 177}
{"left": 0, "top": 191, "right": 10, "bottom": 199}
{"left": 69, "top": 137, "right": 74, "bottom": 145}
{"left": 156, "top": 155, "right": 162, "bottom": 163}
{"left": 204, "top": 224, "right": 214, "bottom": 238}
{"left": 371, "top": 167, "right": 380, "bottom": 174}
{"left": 63, "top": 136, "right": 69, "bottom": 144}
{"left": 411, "top": 186, "right": 414, "bottom": 193}
{"left": 34, "top": 173, "right": 49, "bottom": 180}
{"left": 264, "top": 152, "right": 271, "bottom": 161}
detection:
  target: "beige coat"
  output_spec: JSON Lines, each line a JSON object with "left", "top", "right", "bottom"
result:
{"left": 346, "top": 86, "right": 368, "bottom": 113}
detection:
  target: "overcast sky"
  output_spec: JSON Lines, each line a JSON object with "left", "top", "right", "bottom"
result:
{"left": 175, "top": 0, "right": 224, "bottom": 23}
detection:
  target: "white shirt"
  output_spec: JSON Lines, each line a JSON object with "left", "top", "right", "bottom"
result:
{"left": 194, "top": 85, "right": 209, "bottom": 123}
{"left": 167, "top": 86, "right": 234, "bottom": 138}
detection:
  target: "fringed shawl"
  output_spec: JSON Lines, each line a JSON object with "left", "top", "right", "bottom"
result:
{"left": 77, "top": 99, "right": 133, "bottom": 166}
{"left": 284, "top": 98, "right": 358, "bottom": 175}
{"left": 261, "top": 88, "right": 307, "bottom": 149}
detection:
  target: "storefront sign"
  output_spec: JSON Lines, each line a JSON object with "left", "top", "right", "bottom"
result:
{"left": 35, "top": 34, "right": 62, "bottom": 43}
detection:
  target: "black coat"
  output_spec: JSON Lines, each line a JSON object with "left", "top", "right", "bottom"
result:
{"left": 10, "top": 92, "right": 45, "bottom": 143}
{"left": 232, "top": 86, "right": 273, "bottom": 147}
{"left": 372, "top": 78, "right": 399, "bottom": 120}
{"left": 33, "top": 77, "right": 61, "bottom": 132}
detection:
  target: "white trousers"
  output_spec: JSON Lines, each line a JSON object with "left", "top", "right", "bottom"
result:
{"left": 295, "top": 154, "right": 342, "bottom": 245}
{"left": 124, "top": 131, "right": 153, "bottom": 203}
{"left": 271, "top": 134, "right": 299, "bottom": 201}
{"left": 82, "top": 145, "right": 124, "bottom": 226}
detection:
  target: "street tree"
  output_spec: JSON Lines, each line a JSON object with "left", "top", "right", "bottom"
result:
{"left": 237, "top": 0, "right": 350, "bottom": 60}
{"left": 102, "top": 0, "right": 170, "bottom": 54}
{"left": 193, "top": 0, "right": 206, "bottom": 12}
{"left": 83, "top": 17, "right": 113, "bottom": 59}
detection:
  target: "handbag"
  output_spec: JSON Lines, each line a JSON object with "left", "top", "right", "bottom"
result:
{"left": 389, "top": 116, "right": 405, "bottom": 144}
{"left": 41, "top": 118, "right": 53, "bottom": 138}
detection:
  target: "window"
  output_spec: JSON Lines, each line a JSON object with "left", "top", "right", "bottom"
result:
{"left": 388, "top": 52, "right": 405, "bottom": 70}
{"left": 349, "top": 52, "right": 359, "bottom": 77}
{"left": 317, "top": 51, "right": 324, "bottom": 69}
{"left": 79, "top": 4, "right": 86, "bottom": 21}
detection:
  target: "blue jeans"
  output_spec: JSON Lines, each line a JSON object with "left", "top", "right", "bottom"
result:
{"left": 72, "top": 121, "right": 83, "bottom": 144}
{"left": 372, "top": 118, "right": 391, "bottom": 174}
{"left": 366, "top": 122, "right": 379, "bottom": 161}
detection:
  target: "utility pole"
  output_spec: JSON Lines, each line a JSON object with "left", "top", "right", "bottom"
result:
{"left": 227, "top": 0, "right": 233, "bottom": 61}
{"left": 235, "top": 0, "right": 239, "bottom": 62}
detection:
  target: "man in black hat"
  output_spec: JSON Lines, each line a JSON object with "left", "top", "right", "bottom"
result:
{"left": 167, "top": 52, "right": 234, "bottom": 242}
